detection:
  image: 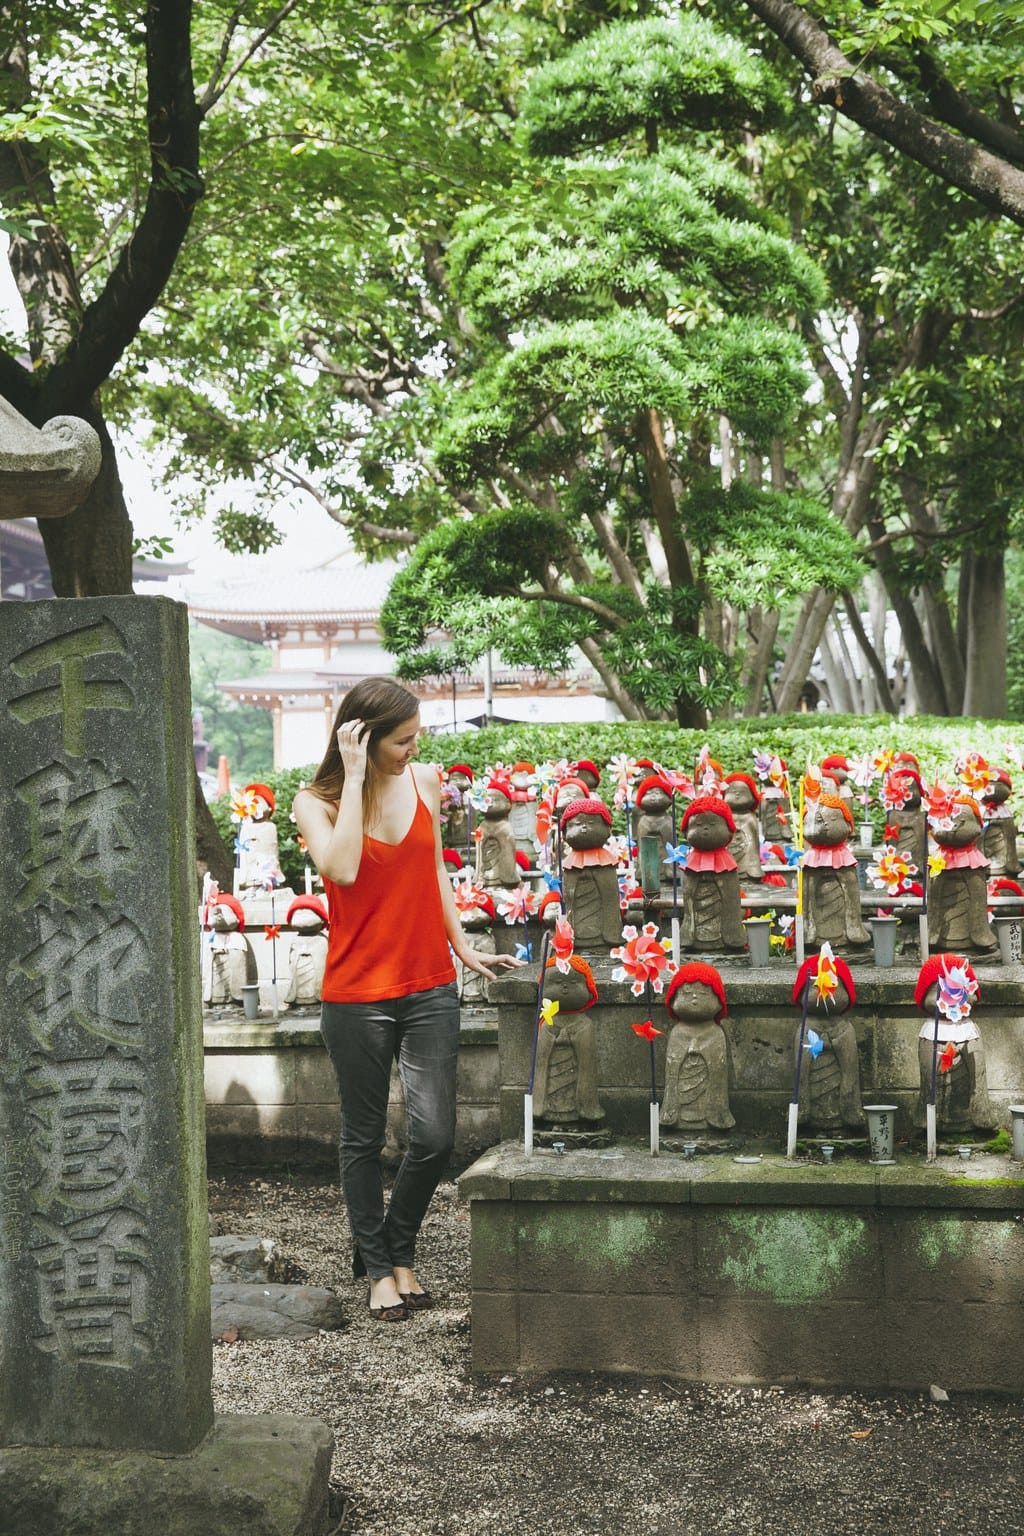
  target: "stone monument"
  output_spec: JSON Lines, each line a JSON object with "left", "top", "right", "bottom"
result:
{"left": 0, "top": 400, "right": 330, "bottom": 1533}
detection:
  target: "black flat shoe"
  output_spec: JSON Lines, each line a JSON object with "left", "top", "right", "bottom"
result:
{"left": 399, "top": 1290, "right": 434, "bottom": 1312}
{"left": 368, "top": 1296, "right": 409, "bottom": 1323}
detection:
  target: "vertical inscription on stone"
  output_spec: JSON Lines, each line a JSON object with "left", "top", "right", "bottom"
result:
{"left": 0, "top": 598, "right": 211, "bottom": 1454}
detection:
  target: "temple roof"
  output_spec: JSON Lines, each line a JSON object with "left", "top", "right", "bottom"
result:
{"left": 187, "top": 555, "right": 400, "bottom": 634}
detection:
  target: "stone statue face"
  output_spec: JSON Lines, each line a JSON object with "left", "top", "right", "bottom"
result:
{"left": 484, "top": 790, "right": 511, "bottom": 819}
{"left": 810, "top": 978, "right": 850, "bottom": 1016}
{"left": 684, "top": 811, "right": 731, "bottom": 851}
{"left": 984, "top": 779, "right": 1011, "bottom": 808}
{"left": 724, "top": 782, "right": 755, "bottom": 814}
{"left": 638, "top": 788, "right": 671, "bottom": 815}
{"left": 291, "top": 908, "right": 325, "bottom": 933}
{"left": 805, "top": 803, "right": 851, "bottom": 848}
{"left": 250, "top": 795, "right": 273, "bottom": 822}
{"left": 935, "top": 803, "right": 982, "bottom": 848}
{"left": 563, "top": 811, "right": 610, "bottom": 850}
{"left": 448, "top": 770, "right": 471, "bottom": 792}
{"left": 544, "top": 966, "right": 593, "bottom": 1013}
{"left": 575, "top": 767, "right": 599, "bottom": 790}
{"left": 211, "top": 906, "right": 240, "bottom": 932}
{"left": 668, "top": 979, "right": 721, "bottom": 1025}
{"left": 511, "top": 770, "right": 532, "bottom": 790}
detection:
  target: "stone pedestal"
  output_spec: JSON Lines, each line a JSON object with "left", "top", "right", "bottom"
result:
{"left": 0, "top": 1414, "right": 333, "bottom": 1536}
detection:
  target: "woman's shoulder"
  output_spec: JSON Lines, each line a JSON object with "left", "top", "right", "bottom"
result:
{"left": 412, "top": 761, "right": 441, "bottom": 799}
{"left": 293, "top": 785, "right": 337, "bottom": 824}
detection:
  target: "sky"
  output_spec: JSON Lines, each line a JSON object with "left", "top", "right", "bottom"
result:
{"left": 1, "top": 241, "right": 354, "bottom": 593}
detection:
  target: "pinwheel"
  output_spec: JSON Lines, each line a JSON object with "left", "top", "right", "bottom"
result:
{"left": 610, "top": 922, "right": 677, "bottom": 997}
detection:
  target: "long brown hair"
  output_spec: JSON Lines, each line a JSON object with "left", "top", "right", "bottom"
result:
{"left": 308, "top": 677, "right": 421, "bottom": 826}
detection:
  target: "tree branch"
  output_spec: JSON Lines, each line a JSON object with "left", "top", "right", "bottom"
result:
{"left": 740, "top": 0, "right": 1024, "bottom": 227}
{"left": 198, "top": 0, "right": 302, "bottom": 117}
{"left": 43, "top": 0, "right": 203, "bottom": 408}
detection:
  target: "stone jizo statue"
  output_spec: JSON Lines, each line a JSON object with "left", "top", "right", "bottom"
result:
{"left": 284, "top": 895, "right": 329, "bottom": 1006}
{"left": 677, "top": 796, "right": 745, "bottom": 952}
{"left": 723, "top": 772, "right": 764, "bottom": 882}
{"left": 914, "top": 953, "right": 995, "bottom": 1133}
{"left": 533, "top": 951, "right": 604, "bottom": 1124}
{"left": 801, "top": 790, "right": 871, "bottom": 953}
{"left": 560, "top": 797, "right": 622, "bottom": 946}
{"left": 477, "top": 781, "right": 519, "bottom": 888}
{"left": 660, "top": 962, "right": 735, "bottom": 1133}
{"left": 203, "top": 893, "right": 256, "bottom": 1005}
{"left": 792, "top": 949, "right": 863, "bottom": 1134}
{"left": 928, "top": 794, "right": 998, "bottom": 957}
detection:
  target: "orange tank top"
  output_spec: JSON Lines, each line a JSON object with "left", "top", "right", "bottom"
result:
{"left": 321, "top": 771, "right": 456, "bottom": 1003}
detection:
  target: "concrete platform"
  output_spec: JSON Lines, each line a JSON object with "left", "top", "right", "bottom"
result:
{"left": 460, "top": 1141, "right": 1024, "bottom": 1391}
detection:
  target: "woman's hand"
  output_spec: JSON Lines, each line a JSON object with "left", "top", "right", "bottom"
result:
{"left": 336, "top": 718, "right": 370, "bottom": 782}
{"left": 459, "top": 949, "right": 528, "bottom": 981}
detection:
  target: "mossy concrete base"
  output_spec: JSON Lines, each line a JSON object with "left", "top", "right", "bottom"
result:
{"left": 0, "top": 1413, "right": 334, "bottom": 1536}
{"left": 460, "top": 1143, "right": 1024, "bottom": 1391}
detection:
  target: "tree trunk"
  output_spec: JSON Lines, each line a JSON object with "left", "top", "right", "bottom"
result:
{"left": 869, "top": 516, "right": 949, "bottom": 714}
{"left": 740, "top": 605, "right": 779, "bottom": 716}
{"left": 195, "top": 775, "right": 234, "bottom": 892}
{"left": 960, "top": 549, "right": 1007, "bottom": 717}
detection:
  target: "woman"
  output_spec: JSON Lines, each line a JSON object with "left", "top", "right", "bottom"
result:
{"left": 293, "top": 677, "right": 523, "bottom": 1322}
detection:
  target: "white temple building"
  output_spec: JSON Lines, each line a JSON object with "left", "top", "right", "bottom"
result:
{"left": 183, "top": 548, "right": 619, "bottom": 768}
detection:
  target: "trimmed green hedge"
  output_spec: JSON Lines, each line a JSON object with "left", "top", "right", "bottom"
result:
{"left": 212, "top": 714, "right": 1024, "bottom": 882}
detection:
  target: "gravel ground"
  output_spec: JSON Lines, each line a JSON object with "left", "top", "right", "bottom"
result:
{"left": 208, "top": 1171, "right": 1023, "bottom": 1536}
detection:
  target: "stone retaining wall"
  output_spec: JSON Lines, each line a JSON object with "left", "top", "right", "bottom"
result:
{"left": 203, "top": 1007, "right": 500, "bottom": 1167}
{"left": 460, "top": 1144, "right": 1024, "bottom": 1390}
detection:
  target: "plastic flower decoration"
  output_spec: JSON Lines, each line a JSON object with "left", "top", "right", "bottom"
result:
{"left": 264, "top": 924, "right": 281, "bottom": 941}
{"left": 872, "top": 748, "right": 895, "bottom": 777}
{"left": 881, "top": 772, "right": 913, "bottom": 812}
{"left": 453, "top": 878, "right": 490, "bottom": 913}
{"left": 812, "top": 943, "right": 839, "bottom": 1006}
{"left": 607, "top": 753, "right": 639, "bottom": 809}
{"left": 515, "top": 942, "right": 533, "bottom": 962}
{"left": 936, "top": 961, "right": 978, "bottom": 1025}
{"left": 552, "top": 915, "right": 575, "bottom": 974}
{"left": 632, "top": 1019, "right": 664, "bottom": 1041}
{"left": 663, "top": 842, "right": 689, "bottom": 869}
{"left": 610, "top": 922, "right": 677, "bottom": 996}
{"left": 539, "top": 997, "right": 559, "bottom": 1029}
{"left": 955, "top": 751, "right": 991, "bottom": 794}
{"left": 498, "top": 885, "right": 536, "bottom": 925}
{"left": 663, "top": 768, "right": 695, "bottom": 798}
{"left": 925, "top": 781, "right": 955, "bottom": 830}
{"left": 804, "top": 1028, "right": 824, "bottom": 1059}
{"left": 849, "top": 753, "right": 877, "bottom": 793}
{"left": 868, "top": 845, "right": 917, "bottom": 897}
{"left": 938, "top": 1041, "right": 958, "bottom": 1074}
{"left": 258, "top": 862, "right": 284, "bottom": 891}
{"left": 230, "top": 788, "right": 260, "bottom": 822}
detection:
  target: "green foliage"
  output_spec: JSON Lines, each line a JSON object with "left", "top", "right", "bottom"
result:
{"left": 520, "top": 14, "right": 787, "bottom": 156}
{"left": 421, "top": 712, "right": 1024, "bottom": 788}
{"left": 683, "top": 481, "right": 865, "bottom": 606}
{"left": 380, "top": 505, "right": 581, "bottom": 676}
{"left": 189, "top": 622, "right": 273, "bottom": 783}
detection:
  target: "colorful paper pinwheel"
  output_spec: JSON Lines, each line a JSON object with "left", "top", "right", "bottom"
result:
{"left": 610, "top": 922, "right": 677, "bottom": 997}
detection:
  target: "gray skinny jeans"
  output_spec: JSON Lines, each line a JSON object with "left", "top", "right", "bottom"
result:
{"left": 320, "top": 982, "right": 459, "bottom": 1280}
